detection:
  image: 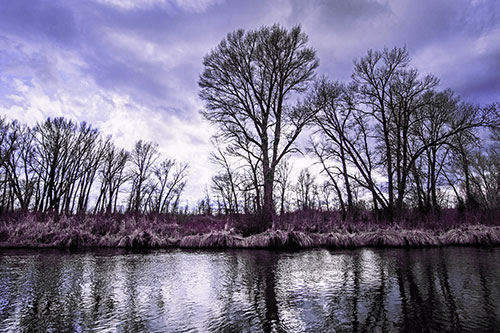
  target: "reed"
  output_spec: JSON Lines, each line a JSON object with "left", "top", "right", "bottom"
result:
{"left": 1, "top": 212, "right": 500, "bottom": 249}
{"left": 53, "top": 228, "right": 93, "bottom": 248}
{"left": 403, "top": 229, "right": 440, "bottom": 246}
{"left": 179, "top": 231, "right": 245, "bottom": 248}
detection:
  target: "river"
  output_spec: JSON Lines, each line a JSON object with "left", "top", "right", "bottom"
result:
{"left": 1, "top": 247, "right": 499, "bottom": 332}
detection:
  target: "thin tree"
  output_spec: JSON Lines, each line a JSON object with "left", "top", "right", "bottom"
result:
{"left": 128, "top": 140, "right": 158, "bottom": 213}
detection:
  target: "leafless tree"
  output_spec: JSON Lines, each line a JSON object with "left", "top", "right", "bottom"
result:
{"left": 0, "top": 121, "right": 37, "bottom": 211}
{"left": 295, "top": 168, "right": 317, "bottom": 211}
{"left": 199, "top": 24, "right": 319, "bottom": 226}
{"left": 312, "top": 46, "right": 489, "bottom": 220}
{"left": 210, "top": 138, "right": 240, "bottom": 214}
{"left": 151, "top": 158, "right": 189, "bottom": 214}
{"left": 32, "top": 118, "right": 100, "bottom": 214}
{"left": 94, "top": 142, "right": 130, "bottom": 214}
{"left": 351, "top": 46, "right": 439, "bottom": 218}
{"left": 64, "top": 122, "right": 105, "bottom": 214}
{"left": 275, "top": 157, "right": 293, "bottom": 215}
{"left": 319, "top": 181, "right": 336, "bottom": 211}
{"left": 128, "top": 140, "right": 159, "bottom": 213}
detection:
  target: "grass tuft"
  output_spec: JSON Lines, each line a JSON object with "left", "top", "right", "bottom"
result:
{"left": 0, "top": 211, "right": 499, "bottom": 249}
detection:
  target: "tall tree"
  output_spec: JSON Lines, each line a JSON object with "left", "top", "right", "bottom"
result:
{"left": 210, "top": 138, "right": 240, "bottom": 214}
{"left": 128, "top": 140, "right": 158, "bottom": 213}
{"left": 151, "top": 158, "right": 189, "bottom": 214}
{"left": 1, "top": 121, "right": 37, "bottom": 211}
{"left": 352, "top": 46, "right": 439, "bottom": 217}
{"left": 312, "top": 47, "right": 489, "bottom": 221}
{"left": 94, "top": 142, "right": 130, "bottom": 214}
{"left": 199, "top": 24, "right": 319, "bottom": 226}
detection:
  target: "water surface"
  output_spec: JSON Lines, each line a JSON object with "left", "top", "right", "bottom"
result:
{"left": 1, "top": 247, "right": 499, "bottom": 332}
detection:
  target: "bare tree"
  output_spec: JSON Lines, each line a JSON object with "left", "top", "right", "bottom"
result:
{"left": 409, "top": 90, "right": 459, "bottom": 211}
{"left": 0, "top": 118, "right": 20, "bottom": 213}
{"left": 469, "top": 150, "right": 500, "bottom": 209}
{"left": 32, "top": 117, "right": 98, "bottom": 214}
{"left": 312, "top": 80, "right": 357, "bottom": 216}
{"left": 319, "top": 181, "right": 335, "bottom": 211}
{"left": 295, "top": 168, "right": 317, "bottom": 211}
{"left": 210, "top": 138, "right": 240, "bottom": 214}
{"left": 128, "top": 140, "right": 159, "bottom": 213}
{"left": 0, "top": 116, "right": 194, "bottom": 217}
{"left": 312, "top": 79, "right": 387, "bottom": 219}
{"left": 199, "top": 24, "right": 319, "bottom": 226}
{"left": 67, "top": 122, "right": 105, "bottom": 214}
{"left": 312, "top": 46, "right": 489, "bottom": 220}
{"left": 94, "top": 142, "right": 130, "bottom": 214}
{"left": 275, "top": 158, "right": 293, "bottom": 215}
{"left": 351, "top": 46, "right": 439, "bottom": 218}
{"left": 151, "top": 158, "right": 189, "bottom": 214}
{"left": 0, "top": 121, "right": 37, "bottom": 211}
{"left": 445, "top": 118, "right": 482, "bottom": 209}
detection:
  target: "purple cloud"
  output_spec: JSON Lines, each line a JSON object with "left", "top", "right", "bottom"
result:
{"left": 0, "top": 0, "right": 499, "bottom": 203}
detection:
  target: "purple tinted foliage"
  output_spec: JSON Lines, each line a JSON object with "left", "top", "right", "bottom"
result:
{"left": 0, "top": 209, "right": 499, "bottom": 249}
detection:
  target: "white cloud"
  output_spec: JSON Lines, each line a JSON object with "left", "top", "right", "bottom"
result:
{"left": 93, "top": 0, "right": 222, "bottom": 13}
{"left": 0, "top": 55, "right": 215, "bottom": 206}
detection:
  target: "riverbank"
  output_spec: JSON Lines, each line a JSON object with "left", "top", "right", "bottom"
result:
{"left": 1, "top": 213, "right": 499, "bottom": 249}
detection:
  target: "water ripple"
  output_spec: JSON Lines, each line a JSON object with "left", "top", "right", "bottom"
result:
{"left": 0, "top": 247, "right": 499, "bottom": 332}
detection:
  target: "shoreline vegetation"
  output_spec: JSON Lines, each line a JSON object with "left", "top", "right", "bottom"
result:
{"left": 1, "top": 211, "right": 499, "bottom": 250}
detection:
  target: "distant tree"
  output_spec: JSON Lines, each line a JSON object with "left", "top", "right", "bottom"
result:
{"left": 32, "top": 118, "right": 100, "bottom": 214}
{"left": 0, "top": 118, "right": 18, "bottom": 213}
{"left": 197, "top": 188, "right": 213, "bottom": 215}
{"left": 319, "top": 181, "right": 335, "bottom": 211}
{"left": 66, "top": 122, "right": 105, "bottom": 214}
{"left": 295, "top": 168, "right": 317, "bottom": 211}
{"left": 274, "top": 158, "right": 293, "bottom": 215}
{"left": 199, "top": 24, "right": 319, "bottom": 227}
{"left": 94, "top": 142, "right": 130, "bottom": 214}
{"left": 128, "top": 140, "right": 159, "bottom": 213}
{"left": 210, "top": 138, "right": 240, "bottom": 214}
{"left": 151, "top": 158, "right": 189, "bottom": 214}
{"left": 0, "top": 121, "right": 36, "bottom": 211}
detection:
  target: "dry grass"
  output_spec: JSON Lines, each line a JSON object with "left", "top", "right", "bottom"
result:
{"left": 179, "top": 231, "right": 245, "bottom": 248}
{"left": 438, "top": 225, "right": 500, "bottom": 246}
{"left": 175, "top": 226, "right": 500, "bottom": 249}
{"left": 1, "top": 212, "right": 500, "bottom": 249}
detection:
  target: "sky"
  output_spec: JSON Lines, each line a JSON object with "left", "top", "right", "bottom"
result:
{"left": 0, "top": 0, "right": 499, "bottom": 206}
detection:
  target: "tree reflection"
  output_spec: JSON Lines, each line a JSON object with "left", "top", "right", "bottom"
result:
{"left": 258, "top": 251, "right": 282, "bottom": 333}
{"left": 436, "top": 254, "right": 462, "bottom": 331}
{"left": 1, "top": 248, "right": 500, "bottom": 332}
{"left": 478, "top": 253, "right": 500, "bottom": 330}
{"left": 364, "top": 264, "right": 389, "bottom": 332}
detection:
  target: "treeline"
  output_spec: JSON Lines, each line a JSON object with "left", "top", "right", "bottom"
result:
{"left": 0, "top": 117, "right": 188, "bottom": 215}
{"left": 200, "top": 25, "right": 500, "bottom": 222}
{"left": 309, "top": 47, "right": 499, "bottom": 220}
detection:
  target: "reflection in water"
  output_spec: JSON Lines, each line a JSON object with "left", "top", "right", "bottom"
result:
{"left": 0, "top": 247, "right": 499, "bottom": 332}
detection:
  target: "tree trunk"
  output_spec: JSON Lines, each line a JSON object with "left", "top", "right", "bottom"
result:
{"left": 261, "top": 165, "right": 274, "bottom": 227}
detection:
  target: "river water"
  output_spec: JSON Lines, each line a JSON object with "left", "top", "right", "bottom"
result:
{"left": 0, "top": 247, "right": 499, "bottom": 332}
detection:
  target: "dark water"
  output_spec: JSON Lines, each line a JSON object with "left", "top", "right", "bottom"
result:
{"left": 0, "top": 247, "right": 499, "bottom": 333}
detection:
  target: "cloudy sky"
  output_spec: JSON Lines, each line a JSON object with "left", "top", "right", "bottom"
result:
{"left": 0, "top": 0, "right": 499, "bottom": 205}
